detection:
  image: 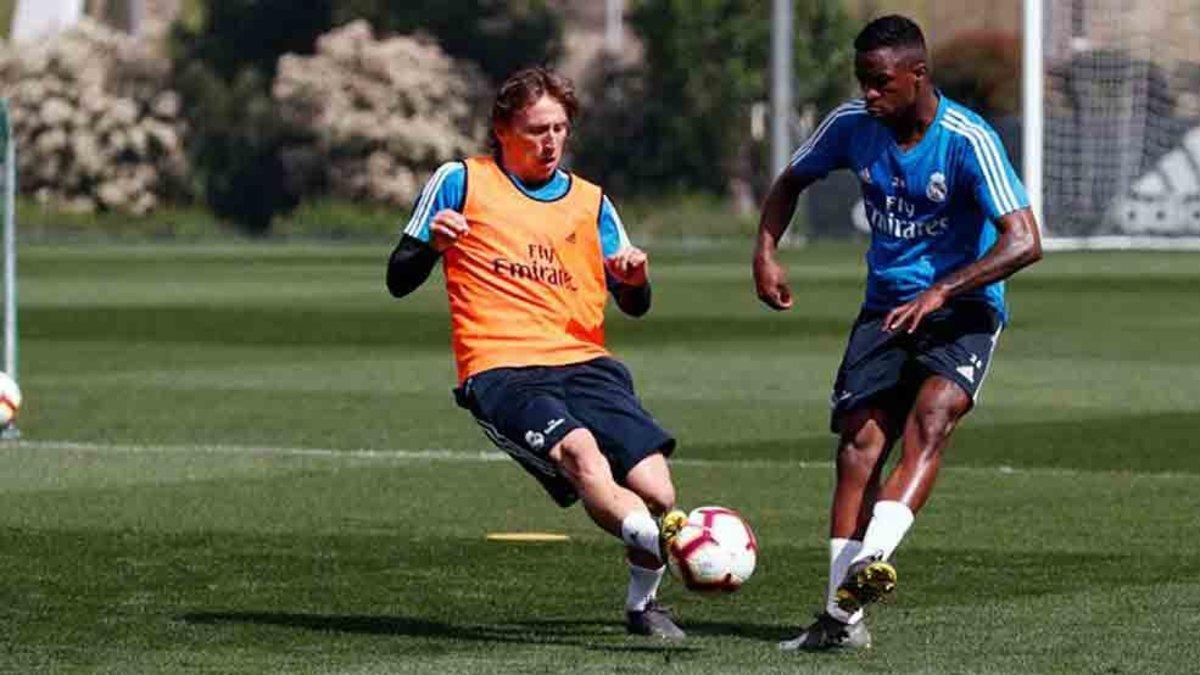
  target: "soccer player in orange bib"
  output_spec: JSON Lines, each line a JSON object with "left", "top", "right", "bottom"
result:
{"left": 387, "top": 68, "right": 687, "bottom": 640}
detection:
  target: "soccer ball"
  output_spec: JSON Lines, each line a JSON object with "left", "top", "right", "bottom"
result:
{"left": 0, "top": 371, "right": 19, "bottom": 426}
{"left": 666, "top": 506, "right": 757, "bottom": 593}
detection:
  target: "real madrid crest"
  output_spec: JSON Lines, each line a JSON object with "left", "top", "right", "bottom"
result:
{"left": 926, "top": 171, "right": 947, "bottom": 202}
{"left": 524, "top": 430, "right": 546, "bottom": 449}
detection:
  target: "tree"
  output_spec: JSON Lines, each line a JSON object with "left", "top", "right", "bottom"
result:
{"left": 175, "top": 0, "right": 333, "bottom": 81}
{"left": 331, "top": 0, "right": 562, "bottom": 83}
{"left": 176, "top": 65, "right": 301, "bottom": 235}
{"left": 171, "top": 0, "right": 334, "bottom": 233}
{"left": 573, "top": 0, "right": 854, "bottom": 205}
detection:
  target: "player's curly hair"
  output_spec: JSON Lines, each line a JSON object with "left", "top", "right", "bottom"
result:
{"left": 854, "top": 14, "right": 926, "bottom": 53}
{"left": 489, "top": 67, "right": 579, "bottom": 152}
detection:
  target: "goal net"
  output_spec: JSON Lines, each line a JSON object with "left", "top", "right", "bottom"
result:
{"left": 1040, "top": 0, "right": 1200, "bottom": 244}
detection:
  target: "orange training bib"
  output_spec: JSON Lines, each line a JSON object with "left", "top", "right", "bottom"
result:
{"left": 444, "top": 156, "right": 610, "bottom": 383}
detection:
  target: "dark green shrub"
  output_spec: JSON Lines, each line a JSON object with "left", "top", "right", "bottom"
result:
{"left": 933, "top": 31, "right": 1021, "bottom": 117}
{"left": 171, "top": 0, "right": 334, "bottom": 233}
{"left": 331, "top": 0, "right": 562, "bottom": 83}
{"left": 573, "top": 0, "right": 854, "bottom": 201}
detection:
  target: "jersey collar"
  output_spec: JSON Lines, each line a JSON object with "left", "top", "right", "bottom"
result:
{"left": 888, "top": 91, "right": 946, "bottom": 159}
{"left": 502, "top": 167, "right": 573, "bottom": 203}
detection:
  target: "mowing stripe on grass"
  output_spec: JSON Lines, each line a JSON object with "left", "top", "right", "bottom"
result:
{"left": 7, "top": 440, "right": 1200, "bottom": 480}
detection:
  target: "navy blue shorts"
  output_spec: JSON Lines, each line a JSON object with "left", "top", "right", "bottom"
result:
{"left": 454, "top": 357, "right": 676, "bottom": 507}
{"left": 830, "top": 300, "right": 1003, "bottom": 433}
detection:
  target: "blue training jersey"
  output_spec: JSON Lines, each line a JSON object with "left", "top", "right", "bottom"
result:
{"left": 401, "top": 160, "right": 632, "bottom": 260}
{"left": 789, "top": 95, "right": 1029, "bottom": 321}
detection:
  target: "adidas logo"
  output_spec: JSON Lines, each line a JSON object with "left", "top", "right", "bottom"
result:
{"left": 956, "top": 353, "right": 983, "bottom": 383}
{"left": 565, "top": 232, "right": 577, "bottom": 244}
{"left": 1111, "top": 126, "right": 1200, "bottom": 234}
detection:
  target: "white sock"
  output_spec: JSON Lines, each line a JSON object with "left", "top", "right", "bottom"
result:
{"left": 625, "top": 562, "right": 665, "bottom": 611}
{"left": 853, "top": 500, "right": 914, "bottom": 563}
{"left": 620, "top": 511, "right": 662, "bottom": 563}
{"left": 826, "top": 538, "right": 864, "bottom": 624}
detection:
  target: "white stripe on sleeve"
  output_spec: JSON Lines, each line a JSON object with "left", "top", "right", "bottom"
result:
{"left": 940, "top": 119, "right": 1011, "bottom": 215}
{"left": 945, "top": 109, "right": 1020, "bottom": 211}
{"left": 943, "top": 110, "right": 1021, "bottom": 214}
{"left": 403, "top": 162, "right": 459, "bottom": 237}
{"left": 788, "top": 100, "right": 866, "bottom": 168}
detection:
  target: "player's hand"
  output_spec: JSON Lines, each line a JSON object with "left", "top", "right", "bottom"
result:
{"left": 753, "top": 251, "right": 793, "bottom": 310}
{"left": 429, "top": 209, "right": 469, "bottom": 252}
{"left": 884, "top": 286, "right": 948, "bottom": 333}
{"left": 605, "top": 246, "right": 649, "bottom": 287}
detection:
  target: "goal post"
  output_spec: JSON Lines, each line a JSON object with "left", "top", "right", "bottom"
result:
{"left": 1022, "top": 0, "right": 1044, "bottom": 228}
{"left": 1027, "top": 0, "right": 1200, "bottom": 248}
{"left": 1, "top": 99, "right": 18, "bottom": 440}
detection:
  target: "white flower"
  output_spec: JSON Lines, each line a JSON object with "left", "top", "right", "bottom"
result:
{"left": 273, "top": 21, "right": 486, "bottom": 206}
{"left": 0, "top": 18, "right": 188, "bottom": 214}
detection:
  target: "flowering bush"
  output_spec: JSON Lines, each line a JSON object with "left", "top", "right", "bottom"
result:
{"left": 273, "top": 21, "right": 486, "bottom": 207}
{"left": 0, "top": 20, "right": 189, "bottom": 214}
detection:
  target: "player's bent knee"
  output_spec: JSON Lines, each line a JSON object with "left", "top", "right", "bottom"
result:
{"left": 910, "top": 407, "right": 959, "bottom": 448}
{"left": 837, "top": 447, "right": 879, "bottom": 479}
{"left": 837, "top": 426, "right": 888, "bottom": 476}
{"left": 634, "top": 483, "right": 675, "bottom": 516}
{"left": 624, "top": 452, "right": 675, "bottom": 514}
{"left": 550, "top": 428, "right": 599, "bottom": 461}
{"left": 551, "top": 429, "right": 612, "bottom": 487}
{"left": 841, "top": 430, "right": 886, "bottom": 458}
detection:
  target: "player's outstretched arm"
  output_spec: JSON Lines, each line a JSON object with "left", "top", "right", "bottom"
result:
{"left": 884, "top": 208, "right": 1043, "bottom": 333}
{"left": 753, "top": 171, "right": 815, "bottom": 311}
{"left": 386, "top": 235, "right": 438, "bottom": 298}
{"left": 386, "top": 209, "right": 469, "bottom": 298}
{"left": 606, "top": 246, "right": 652, "bottom": 317}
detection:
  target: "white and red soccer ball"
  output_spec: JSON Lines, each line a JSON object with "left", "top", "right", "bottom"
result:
{"left": 666, "top": 506, "right": 757, "bottom": 593}
{"left": 0, "top": 371, "right": 18, "bottom": 426}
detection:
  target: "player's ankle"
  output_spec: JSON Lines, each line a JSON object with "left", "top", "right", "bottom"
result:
{"left": 620, "top": 511, "right": 663, "bottom": 562}
{"left": 854, "top": 501, "right": 913, "bottom": 563}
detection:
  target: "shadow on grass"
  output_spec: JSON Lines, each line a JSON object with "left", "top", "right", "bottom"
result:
{"left": 513, "top": 618, "right": 793, "bottom": 644}
{"left": 179, "top": 611, "right": 798, "bottom": 651}
{"left": 178, "top": 611, "right": 708, "bottom": 652}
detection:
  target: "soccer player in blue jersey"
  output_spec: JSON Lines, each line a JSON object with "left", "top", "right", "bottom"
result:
{"left": 754, "top": 16, "right": 1043, "bottom": 650}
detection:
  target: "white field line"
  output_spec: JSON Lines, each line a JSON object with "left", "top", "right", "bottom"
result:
{"left": 5, "top": 439, "right": 1198, "bottom": 480}
{"left": 8, "top": 440, "right": 508, "bottom": 463}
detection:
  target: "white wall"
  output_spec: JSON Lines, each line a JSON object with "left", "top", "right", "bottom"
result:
{"left": 11, "top": 0, "right": 85, "bottom": 42}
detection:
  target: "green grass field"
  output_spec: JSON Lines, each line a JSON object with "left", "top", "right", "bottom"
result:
{"left": 4, "top": 241, "right": 1200, "bottom": 673}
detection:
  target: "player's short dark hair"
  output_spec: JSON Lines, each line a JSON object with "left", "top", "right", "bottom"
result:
{"left": 854, "top": 15, "right": 926, "bottom": 54}
{"left": 490, "top": 67, "right": 579, "bottom": 151}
